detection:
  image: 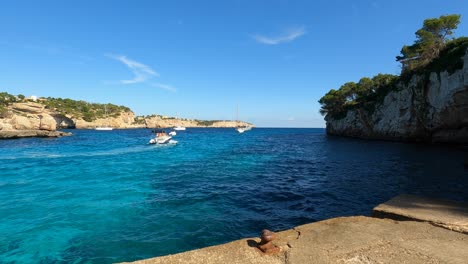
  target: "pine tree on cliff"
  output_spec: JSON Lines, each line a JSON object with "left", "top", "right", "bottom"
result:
{"left": 396, "top": 14, "right": 461, "bottom": 72}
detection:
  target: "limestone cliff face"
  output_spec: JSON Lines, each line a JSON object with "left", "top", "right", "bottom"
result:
{"left": 143, "top": 116, "right": 250, "bottom": 128}
{"left": 326, "top": 50, "right": 468, "bottom": 143}
{"left": 0, "top": 102, "right": 252, "bottom": 131}
{"left": 0, "top": 102, "right": 74, "bottom": 131}
{"left": 74, "top": 111, "right": 139, "bottom": 129}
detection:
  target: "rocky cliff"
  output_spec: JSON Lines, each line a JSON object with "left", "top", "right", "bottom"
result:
{"left": 0, "top": 102, "right": 68, "bottom": 131}
{"left": 325, "top": 49, "right": 468, "bottom": 144}
{"left": 0, "top": 102, "right": 252, "bottom": 131}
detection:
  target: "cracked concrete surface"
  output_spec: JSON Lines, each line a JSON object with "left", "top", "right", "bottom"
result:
{"left": 124, "top": 216, "right": 468, "bottom": 264}
{"left": 373, "top": 194, "right": 468, "bottom": 234}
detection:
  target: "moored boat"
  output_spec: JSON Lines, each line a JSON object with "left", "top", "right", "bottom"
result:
{"left": 235, "top": 105, "right": 251, "bottom": 133}
{"left": 95, "top": 106, "right": 113, "bottom": 131}
{"left": 95, "top": 127, "right": 113, "bottom": 131}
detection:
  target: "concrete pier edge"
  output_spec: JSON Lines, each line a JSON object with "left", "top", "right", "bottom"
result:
{"left": 124, "top": 195, "right": 468, "bottom": 264}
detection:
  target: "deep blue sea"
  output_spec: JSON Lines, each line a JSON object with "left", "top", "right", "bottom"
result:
{"left": 0, "top": 128, "right": 467, "bottom": 263}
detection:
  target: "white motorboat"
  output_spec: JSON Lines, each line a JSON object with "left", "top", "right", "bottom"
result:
{"left": 169, "top": 131, "right": 177, "bottom": 136}
{"left": 149, "top": 130, "right": 173, "bottom": 144}
{"left": 95, "top": 127, "right": 113, "bottom": 131}
{"left": 173, "top": 126, "right": 186, "bottom": 131}
{"left": 95, "top": 105, "right": 113, "bottom": 131}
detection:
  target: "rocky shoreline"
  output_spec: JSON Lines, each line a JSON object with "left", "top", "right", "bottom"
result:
{"left": 0, "top": 101, "right": 252, "bottom": 131}
{"left": 325, "top": 49, "right": 468, "bottom": 144}
{"left": 0, "top": 129, "right": 71, "bottom": 139}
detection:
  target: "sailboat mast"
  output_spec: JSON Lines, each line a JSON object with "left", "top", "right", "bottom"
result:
{"left": 236, "top": 104, "right": 239, "bottom": 126}
{"left": 104, "top": 105, "right": 107, "bottom": 127}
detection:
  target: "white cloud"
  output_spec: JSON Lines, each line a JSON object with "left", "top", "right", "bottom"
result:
{"left": 151, "top": 82, "right": 177, "bottom": 92}
{"left": 106, "top": 54, "right": 177, "bottom": 92}
{"left": 253, "top": 27, "right": 306, "bottom": 45}
{"left": 106, "top": 54, "right": 159, "bottom": 84}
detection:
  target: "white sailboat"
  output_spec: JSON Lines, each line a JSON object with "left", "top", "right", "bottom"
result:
{"left": 95, "top": 105, "right": 113, "bottom": 131}
{"left": 173, "top": 113, "right": 186, "bottom": 131}
{"left": 235, "top": 105, "right": 251, "bottom": 133}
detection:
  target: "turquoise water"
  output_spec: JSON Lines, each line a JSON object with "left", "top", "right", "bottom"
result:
{"left": 0, "top": 128, "right": 467, "bottom": 263}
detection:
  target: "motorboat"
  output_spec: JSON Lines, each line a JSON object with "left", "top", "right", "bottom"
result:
{"left": 169, "top": 131, "right": 177, "bottom": 136}
{"left": 149, "top": 130, "right": 173, "bottom": 144}
{"left": 173, "top": 126, "right": 186, "bottom": 131}
{"left": 95, "top": 106, "right": 113, "bottom": 131}
{"left": 95, "top": 127, "right": 113, "bottom": 131}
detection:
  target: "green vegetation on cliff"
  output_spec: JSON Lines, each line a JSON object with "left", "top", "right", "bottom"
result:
{"left": 0, "top": 92, "right": 132, "bottom": 122}
{"left": 195, "top": 120, "right": 221, "bottom": 126}
{"left": 0, "top": 92, "right": 19, "bottom": 118}
{"left": 397, "top": 14, "right": 461, "bottom": 72}
{"left": 319, "top": 74, "right": 399, "bottom": 119}
{"left": 319, "top": 14, "right": 466, "bottom": 120}
{"left": 43, "top": 97, "right": 131, "bottom": 122}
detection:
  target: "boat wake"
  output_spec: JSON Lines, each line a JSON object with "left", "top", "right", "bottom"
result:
{"left": 0, "top": 146, "right": 159, "bottom": 160}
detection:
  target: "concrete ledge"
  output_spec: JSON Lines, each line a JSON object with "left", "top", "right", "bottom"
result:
{"left": 125, "top": 216, "right": 468, "bottom": 264}
{"left": 373, "top": 194, "right": 468, "bottom": 234}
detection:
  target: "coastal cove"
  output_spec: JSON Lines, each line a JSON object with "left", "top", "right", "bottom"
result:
{"left": 1, "top": 128, "right": 467, "bottom": 263}
{"left": 3, "top": 2, "right": 468, "bottom": 263}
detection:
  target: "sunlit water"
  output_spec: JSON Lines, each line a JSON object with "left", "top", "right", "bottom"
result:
{"left": 0, "top": 128, "right": 467, "bottom": 263}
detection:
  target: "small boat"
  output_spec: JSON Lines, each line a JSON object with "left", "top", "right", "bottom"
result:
{"left": 149, "top": 130, "right": 173, "bottom": 144}
{"left": 236, "top": 126, "right": 252, "bottom": 133}
{"left": 95, "top": 127, "right": 113, "bottom": 131}
{"left": 169, "top": 131, "right": 177, "bottom": 136}
{"left": 173, "top": 126, "right": 186, "bottom": 131}
{"left": 235, "top": 105, "right": 251, "bottom": 133}
{"left": 96, "top": 105, "right": 113, "bottom": 131}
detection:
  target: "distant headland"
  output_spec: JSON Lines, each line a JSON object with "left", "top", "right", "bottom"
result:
{"left": 0, "top": 93, "right": 253, "bottom": 138}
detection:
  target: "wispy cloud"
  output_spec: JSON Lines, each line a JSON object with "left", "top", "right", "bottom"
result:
{"left": 106, "top": 54, "right": 176, "bottom": 92}
{"left": 151, "top": 82, "right": 177, "bottom": 92}
{"left": 106, "top": 54, "right": 159, "bottom": 84}
{"left": 253, "top": 26, "right": 306, "bottom": 45}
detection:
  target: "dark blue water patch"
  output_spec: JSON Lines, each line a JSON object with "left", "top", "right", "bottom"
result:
{"left": 0, "top": 128, "right": 467, "bottom": 263}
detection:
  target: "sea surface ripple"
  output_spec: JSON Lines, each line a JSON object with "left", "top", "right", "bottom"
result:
{"left": 0, "top": 128, "right": 467, "bottom": 263}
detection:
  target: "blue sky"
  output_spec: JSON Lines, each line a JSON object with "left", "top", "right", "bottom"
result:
{"left": 0, "top": 1, "right": 467, "bottom": 127}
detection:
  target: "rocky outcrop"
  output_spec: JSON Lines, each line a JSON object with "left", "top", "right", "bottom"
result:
{"left": 74, "top": 111, "right": 139, "bottom": 129}
{"left": 0, "top": 102, "right": 253, "bottom": 131}
{"left": 143, "top": 116, "right": 250, "bottom": 129}
{"left": 74, "top": 115, "right": 251, "bottom": 129}
{"left": 0, "top": 130, "right": 71, "bottom": 139}
{"left": 0, "top": 102, "right": 72, "bottom": 131}
{"left": 326, "top": 49, "right": 468, "bottom": 143}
